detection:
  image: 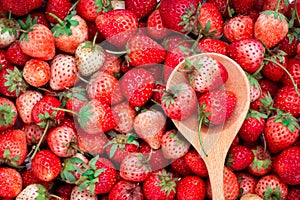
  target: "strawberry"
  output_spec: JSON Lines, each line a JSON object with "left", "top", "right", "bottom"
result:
{"left": 23, "top": 59, "right": 51, "bottom": 87}
{"left": 287, "top": 186, "right": 300, "bottom": 200}
{"left": 0, "top": 168, "right": 22, "bottom": 199}
{"left": 262, "top": 0, "right": 289, "bottom": 15}
{"left": 52, "top": 14, "right": 88, "bottom": 54}
{"left": 86, "top": 71, "right": 123, "bottom": 105}
{"left": 126, "top": 34, "right": 167, "bottom": 67}
{"left": 45, "top": 0, "right": 72, "bottom": 23}
{"left": 278, "top": 35, "right": 300, "bottom": 58}
{"left": 0, "top": 50, "right": 13, "bottom": 70}
{"left": 170, "top": 156, "right": 193, "bottom": 176}
{"left": 99, "top": 52, "right": 121, "bottom": 76}
{"left": 0, "top": 17, "right": 20, "bottom": 48}
{"left": 231, "top": 0, "right": 256, "bottom": 14}
{"left": 16, "top": 184, "right": 48, "bottom": 200}
{"left": 248, "top": 145, "right": 272, "bottom": 176}
{"left": 274, "top": 86, "right": 300, "bottom": 118}
{"left": 19, "top": 23, "right": 56, "bottom": 61}
{"left": 254, "top": 10, "right": 289, "bottom": 48}
{"left": 261, "top": 52, "right": 288, "bottom": 82}
{"left": 151, "top": 83, "right": 166, "bottom": 104}
{"left": 161, "top": 83, "right": 198, "bottom": 120}
{"left": 120, "top": 153, "right": 151, "bottom": 182}
{"left": 76, "top": 0, "right": 112, "bottom": 22}
{"left": 177, "top": 176, "right": 206, "bottom": 200}
{"left": 264, "top": 110, "right": 299, "bottom": 153}
{"left": 147, "top": 9, "right": 169, "bottom": 40}
{"left": 125, "top": 0, "right": 157, "bottom": 19}
{"left": 206, "top": 0, "right": 232, "bottom": 17}
{"left": 237, "top": 172, "right": 257, "bottom": 196}
{"left": 21, "top": 124, "right": 44, "bottom": 145}
{"left": 197, "top": 38, "right": 228, "bottom": 55}
{"left": 49, "top": 54, "right": 78, "bottom": 91}
{"left": 159, "top": 0, "right": 199, "bottom": 33}
{"left": 0, "top": 66, "right": 29, "bottom": 97}
{"left": 77, "top": 129, "right": 108, "bottom": 154}
{"left": 22, "top": 169, "right": 50, "bottom": 189}
{"left": 223, "top": 15, "right": 254, "bottom": 43}
{"left": 298, "top": 43, "right": 300, "bottom": 57}
{"left": 0, "top": 129, "right": 27, "bottom": 165}
{"left": 143, "top": 169, "right": 177, "bottom": 200}
{"left": 26, "top": 12, "right": 50, "bottom": 28}
{"left": 47, "top": 126, "right": 77, "bottom": 157}
{"left": 198, "top": 2, "right": 224, "bottom": 37}
{"left": 199, "top": 90, "right": 237, "bottom": 125}
{"left": 226, "top": 145, "right": 254, "bottom": 171}
{"left": 112, "top": 102, "right": 137, "bottom": 134}
{"left": 258, "top": 78, "right": 278, "bottom": 97}
{"left": 238, "top": 109, "right": 267, "bottom": 143}
{"left": 161, "top": 130, "right": 190, "bottom": 160}
{"left": 227, "top": 39, "right": 265, "bottom": 73}
{"left": 0, "top": 97, "right": 17, "bottom": 131}
{"left": 0, "top": 0, "right": 44, "bottom": 16}
{"left": 108, "top": 180, "right": 143, "bottom": 200}
{"left": 55, "top": 184, "right": 73, "bottom": 199}
{"left": 120, "top": 68, "right": 155, "bottom": 107}
{"left": 5, "top": 41, "right": 30, "bottom": 66}
{"left": 75, "top": 40, "right": 106, "bottom": 77}
{"left": 70, "top": 186, "right": 97, "bottom": 200}
{"left": 16, "top": 90, "right": 43, "bottom": 124}
{"left": 255, "top": 175, "right": 288, "bottom": 199}
{"left": 280, "top": 57, "right": 300, "bottom": 87}
{"left": 95, "top": 9, "right": 138, "bottom": 48}
{"left": 133, "top": 109, "right": 166, "bottom": 149}
{"left": 184, "top": 149, "right": 208, "bottom": 177}
{"left": 274, "top": 146, "right": 300, "bottom": 185}
{"left": 31, "top": 150, "right": 62, "bottom": 182}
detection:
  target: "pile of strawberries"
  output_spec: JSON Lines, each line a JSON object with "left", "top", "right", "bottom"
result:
{"left": 0, "top": 0, "right": 300, "bottom": 199}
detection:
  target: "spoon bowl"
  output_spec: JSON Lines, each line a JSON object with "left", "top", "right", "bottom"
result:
{"left": 166, "top": 53, "right": 250, "bottom": 200}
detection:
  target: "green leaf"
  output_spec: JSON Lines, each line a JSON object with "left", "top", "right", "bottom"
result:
{"left": 3, "top": 149, "right": 10, "bottom": 159}
{"left": 78, "top": 104, "right": 93, "bottom": 129}
{"left": 94, "top": 169, "right": 105, "bottom": 177}
{"left": 89, "top": 155, "right": 99, "bottom": 170}
{"left": 109, "top": 144, "right": 118, "bottom": 158}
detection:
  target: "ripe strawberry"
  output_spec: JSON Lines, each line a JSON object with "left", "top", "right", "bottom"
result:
{"left": 151, "top": 83, "right": 166, "bottom": 104}
{"left": 226, "top": 145, "right": 254, "bottom": 171}
{"left": 161, "top": 82, "right": 198, "bottom": 120}
{"left": 143, "top": 169, "right": 177, "bottom": 200}
{"left": 261, "top": 53, "right": 287, "bottom": 82}
{"left": 170, "top": 156, "right": 193, "bottom": 176}
{"left": 31, "top": 150, "right": 62, "bottom": 182}
{"left": 161, "top": 130, "right": 190, "bottom": 160}
{"left": 16, "top": 90, "right": 43, "bottom": 124}
{"left": 197, "top": 38, "right": 228, "bottom": 55}
{"left": 231, "top": 0, "right": 256, "bottom": 14}
{"left": 0, "top": 66, "right": 29, "bottom": 97}
{"left": 237, "top": 172, "right": 257, "bottom": 196}
{"left": 147, "top": 9, "right": 169, "bottom": 40}
{"left": 248, "top": 145, "right": 272, "bottom": 176}
{"left": 21, "top": 124, "right": 44, "bottom": 145}
{"left": 0, "top": 168, "right": 22, "bottom": 199}
{"left": 274, "top": 86, "right": 300, "bottom": 118}
{"left": 5, "top": 41, "right": 30, "bottom": 66}
{"left": 223, "top": 15, "right": 254, "bottom": 43}
{"left": 16, "top": 184, "right": 48, "bottom": 200}
{"left": 26, "top": 12, "right": 51, "bottom": 28}
{"left": 49, "top": 54, "right": 78, "bottom": 91}
{"left": 262, "top": 0, "right": 289, "bottom": 15}
{"left": 298, "top": 43, "right": 300, "bottom": 57}
{"left": 0, "top": 129, "right": 27, "bottom": 165}
{"left": 278, "top": 35, "right": 300, "bottom": 57}
{"left": 198, "top": 2, "right": 224, "bottom": 37}
{"left": 120, "top": 68, "right": 155, "bottom": 107}
{"left": 258, "top": 78, "right": 278, "bottom": 97}
{"left": 86, "top": 71, "right": 123, "bottom": 105}
{"left": 255, "top": 175, "right": 288, "bottom": 199}
{"left": 55, "top": 184, "right": 73, "bottom": 199}
{"left": 52, "top": 14, "right": 88, "bottom": 54}
{"left": 0, "top": 17, "right": 20, "bottom": 48}
{"left": 133, "top": 109, "right": 166, "bottom": 149}
{"left": 76, "top": 0, "right": 112, "bottom": 22}
{"left": 95, "top": 9, "right": 138, "bottom": 48}
{"left": 238, "top": 109, "right": 267, "bottom": 143}
{"left": 108, "top": 180, "right": 143, "bottom": 200}
{"left": 19, "top": 24, "right": 55, "bottom": 61}
{"left": 75, "top": 40, "right": 105, "bottom": 77}
{"left": 22, "top": 169, "right": 50, "bottom": 189}
{"left": 264, "top": 111, "right": 299, "bottom": 153}
{"left": 112, "top": 102, "right": 137, "bottom": 134}
{"left": 177, "top": 176, "right": 206, "bottom": 200}
{"left": 0, "top": 97, "right": 17, "bottom": 131}
{"left": 274, "top": 146, "right": 300, "bottom": 185}
{"left": 125, "top": 0, "right": 157, "bottom": 19}
{"left": 287, "top": 186, "right": 300, "bottom": 200}
{"left": 70, "top": 186, "right": 97, "bottom": 200}
{"left": 1, "top": 0, "right": 44, "bottom": 16}
{"left": 45, "top": 0, "right": 72, "bottom": 23}
{"left": 23, "top": 59, "right": 51, "bottom": 87}
{"left": 77, "top": 129, "right": 108, "bottom": 154}
{"left": 0, "top": 50, "right": 13, "bottom": 70}
{"left": 281, "top": 57, "right": 300, "bottom": 87}
{"left": 120, "top": 153, "right": 152, "bottom": 182}
{"left": 159, "top": 0, "right": 199, "bottom": 33}
{"left": 227, "top": 39, "right": 265, "bottom": 73}
{"left": 184, "top": 149, "right": 208, "bottom": 177}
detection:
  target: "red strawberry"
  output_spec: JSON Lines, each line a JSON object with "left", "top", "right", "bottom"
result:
{"left": 127, "top": 34, "right": 166, "bottom": 67}
{"left": 0, "top": 50, "right": 13, "bottom": 70}
{"left": 287, "top": 186, "right": 300, "bottom": 200}
{"left": 95, "top": 9, "right": 138, "bottom": 48}
{"left": 0, "top": 17, "right": 20, "bottom": 48}
{"left": 161, "top": 82, "right": 198, "bottom": 120}
{"left": 264, "top": 111, "right": 299, "bottom": 153}
{"left": 17, "top": 184, "right": 49, "bottom": 199}
{"left": 77, "top": 129, "right": 108, "bottom": 154}
{"left": 278, "top": 35, "right": 300, "bottom": 57}
{"left": 76, "top": 0, "right": 112, "bottom": 22}
{"left": 0, "top": 97, "right": 17, "bottom": 131}
{"left": 255, "top": 175, "right": 288, "bottom": 199}
{"left": 26, "top": 12, "right": 50, "bottom": 28}
{"left": 237, "top": 172, "right": 257, "bottom": 196}
{"left": 120, "top": 153, "right": 152, "bottom": 182}
{"left": 1, "top": 0, "right": 44, "bottom": 16}
{"left": 22, "top": 169, "right": 50, "bottom": 189}
{"left": 238, "top": 109, "right": 267, "bottom": 143}
{"left": 125, "top": 0, "right": 157, "bottom": 19}
{"left": 120, "top": 68, "right": 155, "bottom": 107}
{"left": 23, "top": 59, "right": 51, "bottom": 87}
{"left": 248, "top": 145, "right": 272, "bottom": 176}
{"left": 184, "top": 149, "right": 208, "bottom": 177}
{"left": 161, "top": 130, "right": 190, "bottom": 160}
{"left": 250, "top": 91, "right": 274, "bottom": 115}
{"left": 143, "top": 169, "right": 177, "bottom": 200}
{"left": 226, "top": 145, "right": 254, "bottom": 171}
{"left": 22, "top": 124, "right": 44, "bottom": 145}
{"left": 227, "top": 39, "right": 265, "bottom": 73}
{"left": 298, "top": 43, "right": 300, "bottom": 57}
{"left": 133, "top": 109, "right": 166, "bottom": 149}
{"left": 261, "top": 53, "right": 287, "bottom": 82}
{"left": 55, "top": 184, "right": 73, "bottom": 199}
{"left": 197, "top": 38, "right": 228, "bottom": 55}
{"left": 170, "top": 156, "right": 193, "bottom": 176}
{"left": 177, "top": 176, "right": 206, "bottom": 200}
{"left": 262, "top": 0, "right": 289, "bottom": 15}
{"left": 108, "top": 180, "right": 143, "bottom": 200}
{"left": 31, "top": 150, "right": 62, "bottom": 182}
{"left": 70, "top": 186, "right": 97, "bottom": 200}
{"left": 86, "top": 21, "right": 105, "bottom": 43}
{"left": 0, "top": 168, "right": 22, "bottom": 199}
{"left": 151, "top": 83, "right": 166, "bottom": 104}
{"left": 274, "top": 146, "right": 300, "bottom": 185}
{"left": 281, "top": 57, "right": 300, "bottom": 87}
{"left": 112, "top": 102, "right": 137, "bottom": 134}
{"left": 258, "top": 78, "right": 278, "bottom": 97}
{"left": 223, "top": 15, "right": 254, "bottom": 43}
{"left": 231, "top": 0, "right": 256, "bottom": 14}
{"left": 147, "top": 9, "right": 169, "bottom": 40}
{"left": 45, "top": 0, "right": 71, "bottom": 23}
{"left": 5, "top": 41, "right": 30, "bottom": 66}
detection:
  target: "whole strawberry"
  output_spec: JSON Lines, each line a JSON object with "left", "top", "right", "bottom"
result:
{"left": 108, "top": 180, "right": 143, "bottom": 200}
{"left": 197, "top": 38, "right": 228, "bottom": 55}
{"left": 23, "top": 59, "right": 51, "bottom": 87}
{"left": 21, "top": 124, "right": 44, "bottom": 146}
{"left": 255, "top": 175, "right": 288, "bottom": 199}
{"left": 0, "top": 97, "right": 18, "bottom": 131}
{"left": 248, "top": 145, "right": 272, "bottom": 177}
{"left": 237, "top": 172, "right": 257, "bottom": 196}
{"left": 226, "top": 145, "right": 254, "bottom": 171}
{"left": 184, "top": 149, "right": 208, "bottom": 177}
{"left": 0, "top": 168, "right": 22, "bottom": 199}
{"left": 281, "top": 58, "right": 300, "bottom": 87}
{"left": 177, "top": 176, "right": 206, "bottom": 200}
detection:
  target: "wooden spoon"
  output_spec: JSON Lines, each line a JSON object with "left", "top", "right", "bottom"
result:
{"left": 166, "top": 53, "right": 250, "bottom": 200}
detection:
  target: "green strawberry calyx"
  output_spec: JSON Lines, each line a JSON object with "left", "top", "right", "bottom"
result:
{"left": 0, "top": 102, "right": 16, "bottom": 128}
{"left": 18, "top": 15, "right": 38, "bottom": 42}
{"left": 61, "top": 156, "right": 88, "bottom": 183}
{"left": 156, "top": 169, "right": 178, "bottom": 196}
{"left": 264, "top": 186, "right": 283, "bottom": 200}
{"left": 250, "top": 148, "right": 272, "bottom": 171}
{"left": 94, "top": 0, "right": 112, "bottom": 13}
{"left": 4, "top": 67, "right": 29, "bottom": 97}
{"left": 50, "top": 10, "right": 79, "bottom": 37}
{"left": 273, "top": 109, "right": 300, "bottom": 133}
{"left": 162, "top": 83, "right": 187, "bottom": 109}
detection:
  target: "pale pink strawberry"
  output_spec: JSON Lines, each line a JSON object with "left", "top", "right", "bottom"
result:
{"left": 99, "top": 53, "right": 121, "bottom": 76}
{"left": 21, "top": 124, "right": 44, "bottom": 145}
{"left": 77, "top": 129, "right": 108, "bottom": 154}
{"left": 70, "top": 186, "right": 97, "bottom": 200}
{"left": 112, "top": 102, "right": 137, "bottom": 134}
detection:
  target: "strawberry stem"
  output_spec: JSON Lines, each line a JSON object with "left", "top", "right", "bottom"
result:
{"left": 105, "top": 49, "right": 127, "bottom": 55}
{"left": 92, "top": 32, "right": 98, "bottom": 47}
{"left": 47, "top": 13, "right": 65, "bottom": 26}
{"left": 52, "top": 107, "right": 79, "bottom": 116}
{"left": 30, "top": 120, "right": 50, "bottom": 160}
{"left": 74, "top": 72, "right": 89, "bottom": 83}
{"left": 198, "top": 114, "right": 208, "bottom": 156}
{"left": 69, "top": 0, "right": 80, "bottom": 14}
{"left": 275, "top": 0, "right": 282, "bottom": 13}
